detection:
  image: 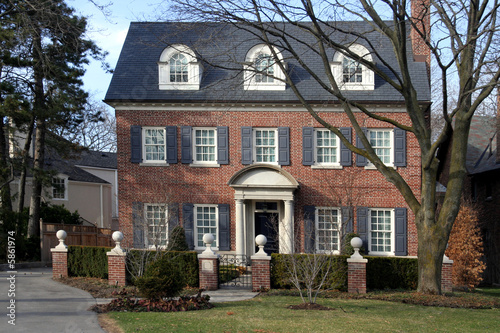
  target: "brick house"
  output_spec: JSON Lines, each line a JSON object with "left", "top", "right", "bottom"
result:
{"left": 104, "top": 19, "right": 430, "bottom": 258}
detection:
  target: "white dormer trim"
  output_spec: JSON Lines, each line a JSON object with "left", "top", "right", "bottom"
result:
{"left": 331, "top": 43, "right": 374, "bottom": 91}
{"left": 158, "top": 44, "right": 201, "bottom": 90}
{"left": 244, "top": 44, "right": 286, "bottom": 91}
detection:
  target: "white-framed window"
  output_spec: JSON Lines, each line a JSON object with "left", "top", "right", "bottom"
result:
{"left": 315, "top": 129, "right": 340, "bottom": 167}
{"left": 244, "top": 44, "right": 286, "bottom": 91}
{"left": 145, "top": 204, "right": 168, "bottom": 249}
{"left": 193, "top": 128, "right": 217, "bottom": 165}
{"left": 195, "top": 204, "right": 218, "bottom": 249}
{"left": 315, "top": 207, "right": 341, "bottom": 254}
{"left": 142, "top": 127, "right": 166, "bottom": 163}
{"left": 369, "top": 208, "right": 394, "bottom": 255}
{"left": 331, "top": 43, "right": 374, "bottom": 90}
{"left": 254, "top": 128, "right": 277, "bottom": 164}
{"left": 367, "top": 129, "right": 393, "bottom": 167}
{"left": 52, "top": 176, "right": 67, "bottom": 201}
{"left": 158, "top": 44, "right": 200, "bottom": 90}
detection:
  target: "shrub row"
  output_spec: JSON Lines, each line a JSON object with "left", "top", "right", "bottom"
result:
{"left": 68, "top": 246, "right": 111, "bottom": 279}
{"left": 271, "top": 254, "right": 418, "bottom": 291}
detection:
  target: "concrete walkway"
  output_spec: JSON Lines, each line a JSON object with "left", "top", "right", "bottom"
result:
{"left": 0, "top": 267, "right": 104, "bottom": 333}
{"left": 0, "top": 267, "right": 259, "bottom": 333}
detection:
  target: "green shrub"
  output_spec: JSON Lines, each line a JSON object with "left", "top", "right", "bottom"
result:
{"left": 135, "top": 256, "right": 185, "bottom": 300}
{"left": 41, "top": 202, "right": 81, "bottom": 224}
{"left": 271, "top": 253, "right": 348, "bottom": 291}
{"left": 168, "top": 226, "right": 189, "bottom": 251}
{"left": 68, "top": 246, "right": 111, "bottom": 278}
{"left": 127, "top": 250, "right": 199, "bottom": 288}
{"left": 366, "top": 257, "right": 418, "bottom": 290}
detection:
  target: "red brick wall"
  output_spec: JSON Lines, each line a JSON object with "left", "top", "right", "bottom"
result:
{"left": 199, "top": 258, "right": 219, "bottom": 290}
{"left": 51, "top": 251, "right": 68, "bottom": 278}
{"left": 251, "top": 259, "right": 271, "bottom": 291}
{"left": 116, "top": 109, "right": 420, "bottom": 255}
{"left": 441, "top": 262, "right": 453, "bottom": 293}
{"left": 108, "top": 255, "right": 127, "bottom": 286}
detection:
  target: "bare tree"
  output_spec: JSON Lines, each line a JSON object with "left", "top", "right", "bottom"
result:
{"left": 159, "top": 0, "right": 500, "bottom": 294}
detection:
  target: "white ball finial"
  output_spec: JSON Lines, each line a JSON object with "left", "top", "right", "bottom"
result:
{"left": 112, "top": 231, "right": 124, "bottom": 243}
{"left": 254, "top": 234, "right": 268, "bottom": 256}
{"left": 54, "top": 230, "right": 68, "bottom": 250}
{"left": 351, "top": 237, "right": 363, "bottom": 249}
{"left": 203, "top": 233, "right": 215, "bottom": 245}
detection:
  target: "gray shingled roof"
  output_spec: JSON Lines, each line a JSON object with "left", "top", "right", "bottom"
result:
{"left": 105, "top": 21, "right": 430, "bottom": 104}
{"left": 467, "top": 115, "right": 499, "bottom": 174}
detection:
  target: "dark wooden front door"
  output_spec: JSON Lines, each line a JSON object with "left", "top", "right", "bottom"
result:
{"left": 254, "top": 212, "right": 278, "bottom": 253}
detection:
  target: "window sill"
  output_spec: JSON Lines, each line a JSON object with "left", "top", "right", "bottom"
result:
{"left": 140, "top": 162, "right": 169, "bottom": 167}
{"left": 364, "top": 164, "right": 396, "bottom": 170}
{"left": 245, "top": 83, "right": 286, "bottom": 91}
{"left": 52, "top": 198, "right": 68, "bottom": 201}
{"left": 311, "top": 164, "right": 343, "bottom": 170}
{"left": 368, "top": 252, "right": 395, "bottom": 257}
{"left": 190, "top": 163, "right": 220, "bottom": 168}
{"left": 159, "top": 83, "right": 200, "bottom": 90}
{"left": 338, "top": 83, "right": 374, "bottom": 91}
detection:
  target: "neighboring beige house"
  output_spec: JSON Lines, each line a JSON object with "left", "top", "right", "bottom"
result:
{"left": 9, "top": 130, "right": 118, "bottom": 229}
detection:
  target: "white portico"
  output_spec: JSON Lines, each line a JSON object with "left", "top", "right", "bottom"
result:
{"left": 228, "top": 165, "right": 299, "bottom": 257}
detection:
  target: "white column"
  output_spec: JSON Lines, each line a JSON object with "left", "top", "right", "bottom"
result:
{"left": 235, "top": 199, "right": 245, "bottom": 256}
{"left": 280, "top": 199, "right": 294, "bottom": 254}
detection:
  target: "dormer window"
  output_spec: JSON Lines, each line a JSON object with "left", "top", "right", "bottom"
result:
{"left": 158, "top": 44, "right": 200, "bottom": 90}
{"left": 332, "top": 43, "right": 374, "bottom": 90}
{"left": 244, "top": 44, "right": 285, "bottom": 91}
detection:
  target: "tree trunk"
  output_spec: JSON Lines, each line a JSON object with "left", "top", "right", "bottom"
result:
{"left": 0, "top": 117, "right": 12, "bottom": 211}
{"left": 27, "top": 119, "right": 45, "bottom": 238}
{"left": 416, "top": 219, "right": 446, "bottom": 294}
{"left": 16, "top": 117, "right": 35, "bottom": 213}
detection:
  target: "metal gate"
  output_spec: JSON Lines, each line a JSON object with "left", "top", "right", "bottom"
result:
{"left": 218, "top": 254, "right": 252, "bottom": 288}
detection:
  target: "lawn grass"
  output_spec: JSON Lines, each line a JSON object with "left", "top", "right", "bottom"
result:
{"left": 107, "top": 293, "right": 500, "bottom": 333}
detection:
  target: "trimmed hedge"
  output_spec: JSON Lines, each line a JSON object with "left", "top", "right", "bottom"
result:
{"left": 127, "top": 250, "right": 199, "bottom": 288}
{"left": 68, "top": 246, "right": 111, "bottom": 279}
{"left": 271, "top": 253, "right": 349, "bottom": 291}
{"left": 366, "top": 256, "right": 418, "bottom": 290}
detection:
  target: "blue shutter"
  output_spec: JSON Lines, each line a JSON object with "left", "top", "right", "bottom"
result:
{"left": 132, "top": 202, "right": 144, "bottom": 248}
{"left": 241, "top": 126, "right": 253, "bottom": 165}
{"left": 130, "top": 126, "right": 142, "bottom": 163}
{"left": 339, "top": 127, "right": 352, "bottom": 166}
{"left": 218, "top": 204, "right": 230, "bottom": 251}
{"left": 181, "top": 126, "right": 192, "bottom": 164}
{"left": 166, "top": 126, "right": 178, "bottom": 164}
{"left": 168, "top": 203, "right": 179, "bottom": 233}
{"left": 278, "top": 127, "right": 290, "bottom": 165}
{"left": 183, "top": 203, "right": 195, "bottom": 250}
{"left": 394, "top": 207, "right": 407, "bottom": 256}
{"left": 342, "top": 207, "right": 353, "bottom": 233}
{"left": 394, "top": 128, "right": 406, "bottom": 167}
{"left": 304, "top": 205, "right": 316, "bottom": 253}
{"left": 356, "top": 128, "right": 368, "bottom": 166}
{"left": 302, "top": 127, "right": 314, "bottom": 165}
{"left": 357, "top": 207, "right": 368, "bottom": 251}
{"left": 217, "top": 126, "right": 229, "bottom": 165}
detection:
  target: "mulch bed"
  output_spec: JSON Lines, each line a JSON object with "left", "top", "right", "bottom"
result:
{"left": 288, "top": 302, "right": 334, "bottom": 310}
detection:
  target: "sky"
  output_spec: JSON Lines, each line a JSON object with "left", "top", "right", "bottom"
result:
{"left": 69, "top": 0, "right": 159, "bottom": 104}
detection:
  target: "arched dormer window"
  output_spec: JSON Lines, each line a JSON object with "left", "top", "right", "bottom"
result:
{"left": 244, "top": 44, "right": 286, "bottom": 91}
{"left": 158, "top": 44, "right": 200, "bottom": 90}
{"left": 331, "top": 43, "right": 374, "bottom": 90}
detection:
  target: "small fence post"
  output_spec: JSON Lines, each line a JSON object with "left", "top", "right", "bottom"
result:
{"left": 198, "top": 234, "right": 219, "bottom": 291}
{"left": 347, "top": 237, "right": 368, "bottom": 294}
{"left": 441, "top": 253, "right": 454, "bottom": 293}
{"left": 251, "top": 234, "right": 271, "bottom": 292}
{"left": 51, "top": 230, "right": 68, "bottom": 279}
{"left": 107, "top": 231, "right": 127, "bottom": 286}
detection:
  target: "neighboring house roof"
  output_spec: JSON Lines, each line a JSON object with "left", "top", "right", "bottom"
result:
{"left": 105, "top": 21, "right": 431, "bottom": 104}
{"left": 466, "top": 115, "right": 499, "bottom": 175}
{"left": 72, "top": 150, "right": 117, "bottom": 170}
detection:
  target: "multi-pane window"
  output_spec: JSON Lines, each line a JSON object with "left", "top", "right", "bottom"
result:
{"left": 145, "top": 204, "right": 168, "bottom": 248}
{"left": 316, "top": 208, "right": 340, "bottom": 253}
{"left": 195, "top": 205, "right": 218, "bottom": 248}
{"left": 52, "top": 177, "right": 66, "bottom": 200}
{"left": 343, "top": 58, "right": 363, "bottom": 83}
{"left": 369, "top": 130, "right": 392, "bottom": 164}
{"left": 194, "top": 128, "right": 216, "bottom": 163}
{"left": 169, "top": 53, "right": 189, "bottom": 83}
{"left": 370, "top": 209, "right": 392, "bottom": 253}
{"left": 315, "top": 130, "right": 338, "bottom": 164}
{"left": 255, "top": 53, "right": 274, "bottom": 83}
{"left": 143, "top": 128, "right": 165, "bottom": 162}
{"left": 255, "top": 129, "right": 277, "bottom": 163}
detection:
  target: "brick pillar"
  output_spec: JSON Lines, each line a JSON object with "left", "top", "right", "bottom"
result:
{"left": 107, "top": 253, "right": 127, "bottom": 286}
{"left": 347, "top": 237, "right": 368, "bottom": 294}
{"left": 199, "top": 256, "right": 219, "bottom": 290}
{"left": 51, "top": 230, "right": 68, "bottom": 278}
{"left": 251, "top": 257, "right": 271, "bottom": 292}
{"left": 441, "top": 255, "right": 454, "bottom": 293}
{"left": 107, "top": 231, "right": 127, "bottom": 286}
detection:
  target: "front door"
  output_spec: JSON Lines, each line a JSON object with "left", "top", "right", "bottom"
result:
{"left": 254, "top": 212, "right": 278, "bottom": 254}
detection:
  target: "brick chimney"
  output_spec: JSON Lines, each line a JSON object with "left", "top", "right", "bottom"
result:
{"left": 411, "top": 0, "right": 431, "bottom": 80}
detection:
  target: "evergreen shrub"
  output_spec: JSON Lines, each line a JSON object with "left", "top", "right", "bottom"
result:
{"left": 366, "top": 257, "right": 418, "bottom": 290}
{"left": 68, "top": 246, "right": 111, "bottom": 278}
